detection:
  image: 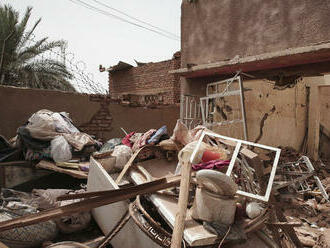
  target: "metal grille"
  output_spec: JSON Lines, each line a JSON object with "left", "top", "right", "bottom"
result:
{"left": 180, "top": 94, "right": 202, "bottom": 130}
{"left": 199, "top": 74, "right": 248, "bottom": 140}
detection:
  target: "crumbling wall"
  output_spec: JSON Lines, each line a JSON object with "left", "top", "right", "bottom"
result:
{"left": 181, "top": 0, "right": 330, "bottom": 66}
{"left": 244, "top": 78, "right": 307, "bottom": 150}
{"left": 0, "top": 86, "right": 100, "bottom": 139}
{"left": 185, "top": 77, "right": 313, "bottom": 150}
{"left": 0, "top": 86, "right": 179, "bottom": 187}
{"left": 0, "top": 86, "right": 179, "bottom": 140}
{"left": 109, "top": 53, "right": 181, "bottom": 105}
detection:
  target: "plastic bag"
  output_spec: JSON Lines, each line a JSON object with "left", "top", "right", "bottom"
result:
{"left": 51, "top": 136, "right": 72, "bottom": 162}
{"left": 112, "top": 145, "right": 133, "bottom": 170}
{"left": 170, "top": 120, "right": 192, "bottom": 146}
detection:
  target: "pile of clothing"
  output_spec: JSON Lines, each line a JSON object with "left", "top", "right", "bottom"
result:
{"left": 97, "top": 125, "right": 169, "bottom": 172}
{"left": 14, "top": 109, "right": 100, "bottom": 162}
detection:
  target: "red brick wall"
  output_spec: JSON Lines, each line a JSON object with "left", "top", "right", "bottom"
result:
{"left": 109, "top": 52, "right": 181, "bottom": 105}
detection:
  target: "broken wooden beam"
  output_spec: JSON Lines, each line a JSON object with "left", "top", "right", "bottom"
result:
{"left": 170, "top": 154, "right": 192, "bottom": 248}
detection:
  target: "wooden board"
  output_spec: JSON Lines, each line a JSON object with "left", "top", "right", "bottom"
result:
{"left": 0, "top": 159, "right": 180, "bottom": 233}
{"left": 36, "top": 160, "right": 88, "bottom": 179}
{"left": 307, "top": 85, "right": 321, "bottom": 160}
{"left": 307, "top": 79, "right": 330, "bottom": 160}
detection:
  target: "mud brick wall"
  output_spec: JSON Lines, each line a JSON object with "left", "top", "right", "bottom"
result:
{"left": 0, "top": 86, "right": 179, "bottom": 187}
{"left": 184, "top": 76, "right": 330, "bottom": 151}
{"left": 79, "top": 94, "right": 113, "bottom": 139}
{"left": 181, "top": 0, "right": 330, "bottom": 66}
{"left": 109, "top": 52, "right": 181, "bottom": 105}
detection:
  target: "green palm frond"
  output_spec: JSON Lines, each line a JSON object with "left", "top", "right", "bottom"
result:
{"left": 0, "top": 4, "right": 75, "bottom": 92}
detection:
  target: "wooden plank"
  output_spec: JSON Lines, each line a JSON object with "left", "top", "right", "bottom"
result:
{"left": 115, "top": 147, "right": 144, "bottom": 184}
{"left": 265, "top": 222, "right": 302, "bottom": 227}
{"left": 36, "top": 160, "right": 87, "bottom": 179}
{"left": 240, "top": 147, "right": 258, "bottom": 159}
{"left": 267, "top": 210, "right": 283, "bottom": 247}
{"left": 0, "top": 241, "right": 9, "bottom": 248}
{"left": 307, "top": 84, "right": 321, "bottom": 160}
{"left": 275, "top": 207, "right": 303, "bottom": 248}
{"left": 0, "top": 174, "right": 181, "bottom": 232}
{"left": 170, "top": 154, "right": 192, "bottom": 248}
{"left": 0, "top": 160, "right": 31, "bottom": 167}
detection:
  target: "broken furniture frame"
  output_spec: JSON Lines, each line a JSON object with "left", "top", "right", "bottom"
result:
{"left": 199, "top": 74, "right": 248, "bottom": 140}
{"left": 301, "top": 156, "right": 329, "bottom": 201}
{"left": 278, "top": 156, "right": 329, "bottom": 201}
{"left": 190, "top": 130, "right": 281, "bottom": 202}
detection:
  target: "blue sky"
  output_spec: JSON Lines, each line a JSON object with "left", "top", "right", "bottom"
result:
{"left": 3, "top": 0, "right": 181, "bottom": 92}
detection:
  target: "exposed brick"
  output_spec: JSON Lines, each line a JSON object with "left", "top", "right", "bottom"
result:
{"left": 79, "top": 97, "right": 113, "bottom": 137}
{"left": 108, "top": 52, "right": 181, "bottom": 106}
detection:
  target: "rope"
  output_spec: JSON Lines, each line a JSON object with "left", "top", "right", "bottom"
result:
{"left": 218, "top": 225, "right": 232, "bottom": 248}
{"left": 97, "top": 210, "right": 131, "bottom": 248}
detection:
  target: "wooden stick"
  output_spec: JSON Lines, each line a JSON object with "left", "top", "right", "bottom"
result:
{"left": 115, "top": 146, "right": 145, "bottom": 184}
{"left": 170, "top": 153, "right": 192, "bottom": 248}
{"left": 57, "top": 175, "right": 180, "bottom": 201}
{"left": 0, "top": 160, "right": 31, "bottom": 167}
{"left": 0, "top": 175, "right": 180, "bottom": 232}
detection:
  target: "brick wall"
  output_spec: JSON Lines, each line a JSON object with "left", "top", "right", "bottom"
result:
{"left": 109, "top": 52, "right": 181, "bottom": 105}
{"left": 79, "top": 94, "right": 114, "bottom": 139}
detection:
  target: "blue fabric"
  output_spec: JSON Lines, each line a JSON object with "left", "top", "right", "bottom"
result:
{"left": 147, "top": 125, "right": 167, "bottom": 144}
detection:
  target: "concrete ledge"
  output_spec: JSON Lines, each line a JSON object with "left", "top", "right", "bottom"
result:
{"left": 170, "top": 42, "right": 330, "bottom": 78}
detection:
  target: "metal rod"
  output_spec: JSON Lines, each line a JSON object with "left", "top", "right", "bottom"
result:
{"left": 238, "top": 75, "right": 248, "bottom": 140}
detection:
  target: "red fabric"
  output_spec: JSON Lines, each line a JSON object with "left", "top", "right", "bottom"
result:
{"left": 122, "top": 132, "right": 135, "bottom": 147}
{"left": 192, "top": 159, "right": 230, "bottom": 171}
{"left": 132, "top": 129, "right": 156, "bottom": 152}
{"left": 201, "top": 150, "right": 222, "bottom": 162}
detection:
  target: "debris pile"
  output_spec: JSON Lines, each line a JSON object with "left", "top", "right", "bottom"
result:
{"left": 0, "top": 117, "right": 329, "bottom": 248}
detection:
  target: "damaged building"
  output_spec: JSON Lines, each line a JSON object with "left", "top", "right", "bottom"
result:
{"left": 172, "top": 0, "right": 330, "bottom": 162}
{"left": 0, "top": 1, "right": 329, "bottom": 248}
{"left": 106, "top": 51, "right": 181, "bottom": 106}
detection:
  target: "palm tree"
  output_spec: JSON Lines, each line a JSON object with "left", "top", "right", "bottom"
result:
{"left": 0, "top": 4, "right": 76, "bottom": 91}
